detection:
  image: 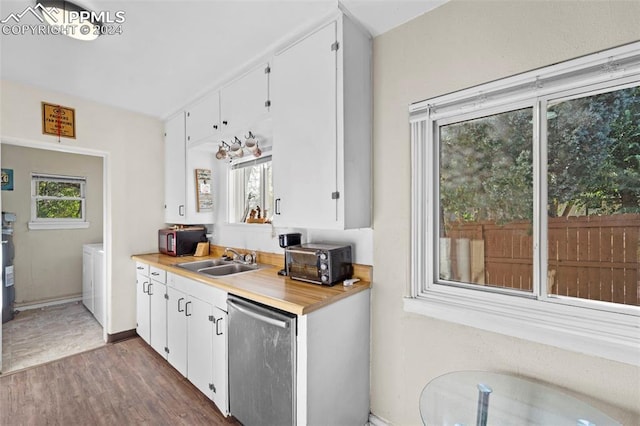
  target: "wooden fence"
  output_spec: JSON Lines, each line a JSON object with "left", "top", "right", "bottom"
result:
{"left": 444, "top": 214, "right": 640, "bottom": 306}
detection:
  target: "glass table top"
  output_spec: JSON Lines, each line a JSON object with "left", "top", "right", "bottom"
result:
{"left": 419, "top": 371, "right": 620, "bottom": 426}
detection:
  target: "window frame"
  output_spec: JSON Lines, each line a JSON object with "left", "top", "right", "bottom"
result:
{"left": 29, "top": 173, "right": 89, "bottom": 230}
{"left": 227, "top": 154, "right": 273, "bottom": 224}
{"left": 407, "top": 42, "right": 640, "bottom": 366}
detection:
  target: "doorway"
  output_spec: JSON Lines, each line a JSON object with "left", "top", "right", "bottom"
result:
{"left": 0, "top": 140, "right": 110, "bottom": 373}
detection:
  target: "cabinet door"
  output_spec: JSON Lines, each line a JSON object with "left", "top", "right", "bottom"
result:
{"left": 220, "top": 64, "right": 269, "bottom": 137}
{"left": 93, "top": 250, "right": 105, "bottom": 327}
{"left": 165, "top": 113, "right": 186, "bottom": 224}
{"left": 272, "top": 22, "right": 338, "bottom": 228}
{"left": 136, "top": 273, "right": 150, "bottom": 344}
{"left": 187, "top": 296, "right": 214, "bottom": 399}
{"left": 149, "top": 280, "right": 167, "bottom": 358}
{"left": 167, "top": 286, "right": 188, "bottom": 376}
{"left": 82, "top": 248, "right": 93, "bottom": 314}
{"left": 186, "top": 91, "right": 220, "bottom": 145}
{"left": 211, "top": 306, "right": 228, "bottom": 415}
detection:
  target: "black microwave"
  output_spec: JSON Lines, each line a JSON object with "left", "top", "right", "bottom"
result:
{"left": 158, "top": 227, "right": 207, "bottom": 256}
{"left": 285, "top": 243, "right": 353, "bottom": 286}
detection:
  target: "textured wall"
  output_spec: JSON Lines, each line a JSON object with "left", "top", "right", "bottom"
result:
{"left": 371, "top": 1, "right": 640, "bottom": 424}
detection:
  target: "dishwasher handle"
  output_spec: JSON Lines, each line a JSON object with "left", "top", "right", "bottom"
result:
{"left": 228, "top": 298, "right": 290, "bottom": 329}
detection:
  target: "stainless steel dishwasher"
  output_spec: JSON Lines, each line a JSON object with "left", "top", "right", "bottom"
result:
{"left": 227, "top": 295, "right": 297, "bottom": 426}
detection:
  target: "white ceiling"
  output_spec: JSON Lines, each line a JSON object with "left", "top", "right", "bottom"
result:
{"left": 0, "top": 0, "right": 446, "bottom": 118}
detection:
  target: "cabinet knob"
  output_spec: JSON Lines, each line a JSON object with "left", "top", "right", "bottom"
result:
{"left": 222, "top": 120, "right": 228, "bottom": 126}
{"left": 213, "top": 124, "right": 218, "bottom": 130}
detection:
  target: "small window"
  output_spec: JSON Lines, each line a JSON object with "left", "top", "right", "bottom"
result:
{"left": 29, "top": 173, "right": 89, "bottom": 230}
{"left": 228, "top": 156, "right": 273, "bottom": 224}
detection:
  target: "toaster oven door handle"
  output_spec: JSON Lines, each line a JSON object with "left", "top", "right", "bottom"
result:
{"left": 284, "top": 248, "right": 317, "bottom": 256}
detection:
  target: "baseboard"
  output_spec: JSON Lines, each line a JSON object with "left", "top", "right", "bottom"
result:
{"left": 107, "top": 329, "right": 138, "bottom": 343}
{"left": 14, "top": 296, "right": 82, "bottom": 311}
{"left": 369, "top": 412, "right": 391, "bottom": 426}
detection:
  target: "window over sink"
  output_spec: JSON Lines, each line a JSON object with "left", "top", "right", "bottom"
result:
{"left": 228, "top": 156, "right": 273, "bottom": 224}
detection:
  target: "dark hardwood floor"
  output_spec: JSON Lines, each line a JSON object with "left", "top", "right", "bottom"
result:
{"left": 1, "top": 337, "right": 241, "bottom": 425}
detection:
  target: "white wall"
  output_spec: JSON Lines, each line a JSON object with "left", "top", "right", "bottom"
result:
{"left": 372, "top": 1, "right": 640, "bottom": 424}
{"left": 0, "top": 80, "right": 165, "bottom": 335}
{"left": 1, "top": 145, "right": 103, "bottom": 305}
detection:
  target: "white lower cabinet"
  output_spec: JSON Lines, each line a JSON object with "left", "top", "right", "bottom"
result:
{"left": 165, "top": 272, "right": 229, "bottom": 416}
{"left": 148, "top": 279, "right": 167, "bottom": 358}
{"left": 135, "top": 272, "right": 150, "bottom": 343}
{"left": 136, "top": 262, "right": 168, "bottom": 359}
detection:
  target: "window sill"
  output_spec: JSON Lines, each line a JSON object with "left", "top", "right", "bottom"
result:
{"left": 28, "top": 221, "right": 90, "bottom": 230}
{"left": 404, "top": 289, "right": 640, "bottom": 366}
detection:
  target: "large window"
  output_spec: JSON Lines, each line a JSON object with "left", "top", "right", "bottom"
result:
{"left": 408, "top": 43, "right": 640, "bottom": 365}
{"left": 29, "top": 173, "right": 88, "bottom": 229}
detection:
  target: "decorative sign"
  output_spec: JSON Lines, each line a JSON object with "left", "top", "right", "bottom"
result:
{"left": 195, "top": 169, "right": 213, "bottom": 212}
{"left": 1, "top": 168, "right": 13, "bottom": 191}
{"left": 42, "top": 102, "right": 76, "bottom": 139}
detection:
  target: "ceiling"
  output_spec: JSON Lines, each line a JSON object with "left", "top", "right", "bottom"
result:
{"left": 0, "top": 0, "right": 446, "bottom": 118}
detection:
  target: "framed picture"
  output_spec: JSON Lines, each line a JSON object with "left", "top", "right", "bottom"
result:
{"left": 195, "top": 169, "right": 213, "bottom": 212}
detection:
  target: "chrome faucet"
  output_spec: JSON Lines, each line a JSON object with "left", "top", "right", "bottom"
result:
{"left": 223, "top": 248, "right": 257, "bottom": 265}
{"left": 223, "top": 248, "right": 242, "bottom": 261}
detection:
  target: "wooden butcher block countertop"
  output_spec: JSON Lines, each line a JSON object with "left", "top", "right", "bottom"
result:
{"left": 131, "top": 252, "right": 371, "bottom": 316}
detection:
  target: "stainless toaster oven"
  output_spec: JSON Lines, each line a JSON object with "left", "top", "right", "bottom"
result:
{"left": 285, "top": 243, "right": 353, "bottom": 286}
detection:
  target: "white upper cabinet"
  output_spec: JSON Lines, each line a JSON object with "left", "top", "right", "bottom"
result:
{"left": 220, "top": 63, "right": 270, "bottom": 138}
{"left": 165, "top": 112, "right": 214, "bottom": 225}
{"left": 272, "top": 15, "right": 372, "bottom": 230}
{"left": 186, "top": 91, "right": 220, "bottom": 146}
{"left": 164, "top": 113, "right": 187, "bottom": 224}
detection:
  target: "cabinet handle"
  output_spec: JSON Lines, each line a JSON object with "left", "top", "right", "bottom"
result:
{"left": 151, "top": 272, "right": 159, "bottom": 276}
{"left": 147, "top": 282, "right": 153, "bottom": 296}
{"left": 179, "top": 205, "right": 185, "bottom": 216}
{"left": 177, "top": 297, "right": 185, "bottom": 312}
{"left": 213, "top": 124, "right": 218, "bottom": 130}
{"left": 215, "top": 317, "right": 223, "bottom": 336}
{"left": 275, "top": 198, "right": 281, "bottom": 215}
{"left": 185, "top": 301, "right": 192, "bottom": 316}
{"left": 142, "top": 281, "right": 149, "bottom": 294}
{"left": 222, "top": 120, "right": 228, "bottom": 126}
{"left": 136, "top": 266, "right": 144, "bottom": 270}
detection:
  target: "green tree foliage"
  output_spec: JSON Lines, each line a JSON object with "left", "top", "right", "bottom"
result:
{"left": 439, "top": 85, "right": 639, "bottom": 225}
{"left": 439, "top": 108, "right": 533, "bottom": 226}
{"left": 36, "top": 181, "right": 82, "bottom": 219}
{"left": 548, "top": 85, "right": 640, "bottom": 216}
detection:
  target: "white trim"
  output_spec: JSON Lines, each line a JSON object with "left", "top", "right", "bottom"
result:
{"left": 368, "top": 413, "right": 391, "bottom": 426}
{"left": 15, "top": 296, "right": 82, "bottom": 311}
{"left": 404, "top": 292, "right": 640, "bottom": 366}
{"left": 28, "top": 221, "right": 90, "bottom": 230}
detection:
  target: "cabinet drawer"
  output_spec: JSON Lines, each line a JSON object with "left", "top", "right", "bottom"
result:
{"left": 168, "top": 272, "right": 227, "bottom": 310}
{"left": 149, "top": 266, "right": 167, "bottom": 283}
{"left": 135, "top": 262, "right": 150, "bottom": 276}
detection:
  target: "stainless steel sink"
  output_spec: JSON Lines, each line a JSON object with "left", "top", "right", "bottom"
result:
{"left": 176, "top": 258, "right": 232, "bottom": 272}
{"left": 199, "top": 263, "right": 262, "bottom": 277}
{"left": 176, "top": 259, "right": 266, "bottom": 277}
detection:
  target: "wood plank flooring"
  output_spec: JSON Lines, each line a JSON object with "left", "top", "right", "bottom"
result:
{"left": 0, "top": 337, "right": 241, "bottom": 425}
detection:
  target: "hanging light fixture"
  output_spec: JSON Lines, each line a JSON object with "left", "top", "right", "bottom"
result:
{"left": 40, "top": 0, "right": 102, "bottom": 41}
